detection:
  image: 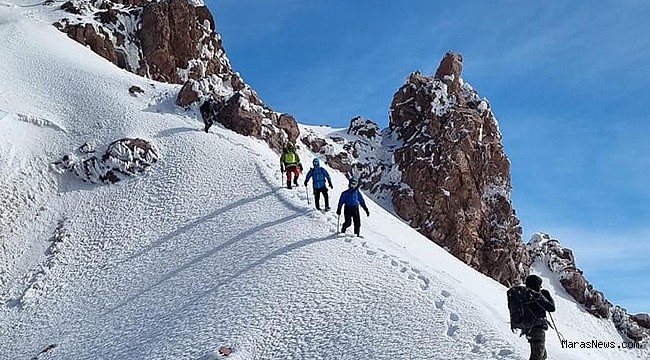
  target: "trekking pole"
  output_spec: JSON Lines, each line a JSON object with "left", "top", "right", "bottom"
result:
{"left": 281, "top": 170, "right": 284, "bottom": 187}
{"left": 305, "top": 186, "right": 310, "bottom": 205}
{"left": 336, "top": 213, "right": 340, "bottom": 234}
{"left": 548, "top": 312, "right": 565, "bottom": 343}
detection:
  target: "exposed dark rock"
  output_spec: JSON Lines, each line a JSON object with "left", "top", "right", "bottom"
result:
{"left": 60, "top": 1, "right": 81, "bottom": 15}
{"left": 176, "top": 80, "right": 199, "bottom": 107}
{"left": 109, "top": 0, "right": 149, "bottom": 7}
{"left": 212, "top": 93, "right": 298, "bottom": 153}
{"left": 138, "top": 0, "right": 200, "bottom": 83}
{"left": 95, "top": 8, "right": 120, "bottom": 25}
{"left": 31, "top": 344, "right": 58, "bottom": 360}
{"left": 128, "top": 85, "right": 144, "bottom": 95}
{"left": 301, "top": 54, "right": 527, "bottom": 286}
{"left": 632, "top": 313, "right": 650, "bottom": 329}
{"left": 78, "top": 142, "right": 95, "bottom": 154}
{"left": 387, "top": 54, "right": 528, "bottom": 286}
{"left": 218, "top": 346, "right": 233, "bottom": 356}
{"left": 215, "top": 93, "right": 262, "bottom": 136}
{"left": 56, "top": 0, "right": 235, "bottom": 84}
{"left": 54, "top": 138, "right": 158, "bottom": 184}
{"left": 62, "top": 23, "right": 118, "bottom": 65}
{"left": 301, "top": 136, "right": 327, "bottom": 153}
{"left": 434, "top": 51, "right": 463, "bottom": 96}
{"left": 276, "top": 114, "right": 300, "bottom": 150}
{"left": 301, "top": 116, "right": 384, "bottom": 182}
{"left": 348, "top": 116, "right": 380, "bottom": 142}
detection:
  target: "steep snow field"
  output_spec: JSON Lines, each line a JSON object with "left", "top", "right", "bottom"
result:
{"left": 0, "top": 3, "right": 646, "bottom": 359}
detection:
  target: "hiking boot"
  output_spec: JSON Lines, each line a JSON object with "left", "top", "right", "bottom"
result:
{"left": 293, "top": 178, "right": 299, "bottom": 186}
{"left": 325, "top": 206, "right": 331, "bottom": 211}
{"left": 315, "top": 206, "right": 321, "bottom": 210}
{"left": 287, "top": 183, "right": 292, "bottom": 189}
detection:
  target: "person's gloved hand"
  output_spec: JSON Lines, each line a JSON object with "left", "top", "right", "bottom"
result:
{"left": 303, "top": 181, "right": 308, "bottom": 187}
{"left": 336, "top": 209, "right": 341, "bottom": 215}
{"left": 529, "top": 290, "right": 545, "bottom": 302}
{"left": 299, "top": 163, "right": 303, "bottom": 171}
{"left": 329, "top": 183, "right": 333, "bottom": 189}
{"left": 280, "top": 166, "right": 284, "bottom": 172}
{"left": 365, "top": 208, "right": 370, "bottom": 217}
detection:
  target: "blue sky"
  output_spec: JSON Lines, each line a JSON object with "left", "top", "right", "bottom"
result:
{"left": 206, "top": 0, "right": 650, "bottom": 314}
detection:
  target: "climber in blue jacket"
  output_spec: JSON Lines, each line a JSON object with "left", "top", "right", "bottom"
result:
{"left": 304, "top": 158, "right": 333, "bottom": 211}
{"left": 336, "top": 177, "right": 370, "bottom": 236}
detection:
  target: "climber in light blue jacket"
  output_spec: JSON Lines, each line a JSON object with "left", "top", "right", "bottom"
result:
{"left": 304, "top": 158, "right": 333, "bottom": 211}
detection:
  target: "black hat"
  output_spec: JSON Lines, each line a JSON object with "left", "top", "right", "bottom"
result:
{"left": 525, "top": 274, "right": 543, "bottom": 291}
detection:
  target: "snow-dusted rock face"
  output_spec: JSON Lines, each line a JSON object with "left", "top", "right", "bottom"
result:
{"left": 387, "top": 52, "right": 529, "bottom": 287}
{"left": 301, "top": 116, "right": 388, "bottom": 194}
{"left": 528, "top": 233, "right": 610, "bottom": 317}
{"left": 214, "top": 92, "right": 300, "bottom": 153}
{"left": 55, "top": 0, "right": 240, "bottom": 85}
{"left": 434, "top": 51, "right": 464, "bottom": 97}
{"left": 54, "top": 0, "right": 299, "bottom": 153}
{"left": 53, "top": 138, "right": 158, "bottom": 184}
{"left": 529, "top": 233, "right": 650, "bottom": 343}
{"left": 347, "top": 116, "right": 381, "bottom": 145}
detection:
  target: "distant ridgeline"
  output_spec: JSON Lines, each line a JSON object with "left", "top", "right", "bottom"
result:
{"left": 52, "top": 0, "right": 648, "bottom": 344}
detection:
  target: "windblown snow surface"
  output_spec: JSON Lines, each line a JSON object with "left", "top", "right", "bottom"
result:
{"left": 0, "top": 2, "right": 647, "bottom": 359}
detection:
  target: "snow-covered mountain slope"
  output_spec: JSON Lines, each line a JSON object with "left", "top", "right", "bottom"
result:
{"left": 0, "top": 3, "right": 647, "bottom": 359}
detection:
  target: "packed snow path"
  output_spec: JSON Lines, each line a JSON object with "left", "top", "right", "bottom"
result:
{"left": 0, "top": 2, "right": 646, "bottom": 359}
{"left": 0, "top": 126, "right": 523, "bottom": 359}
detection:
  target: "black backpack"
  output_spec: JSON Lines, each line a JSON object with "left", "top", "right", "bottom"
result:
{"left": 507, "top": 285, "right": 537, "bottom": 331}
{"left": 200, "top": 99, "right": 224, "bottom": 121}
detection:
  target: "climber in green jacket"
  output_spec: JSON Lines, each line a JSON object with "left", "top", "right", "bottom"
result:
{"left": 280, "top": 143, "right": 302, "bottom": 189}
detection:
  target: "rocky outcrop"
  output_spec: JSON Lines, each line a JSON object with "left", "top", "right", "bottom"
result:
{"left": 128, "top": 85, "right": 144, "bottom": 95}
{"left": 56, "top": 0, "right": 239, "bottom": 84}
{"left": 301, "top": 116, "right": 387, "bottom": 193}
{"left": 434, "top": 52, "right": 464, "bottom": 97}
{"left": 54, "top": 21, "right": 119, "bottom": 66}
{"left": 387, "top": 52, "right": 529, "bottom": 286}
{"left": 55, "top": 0, "right": 299, "bottom": 153}
{"left": 529, "top": 234, "right": 611, "bottom": 317}
{"left": 137, "top": 0, "right": 234, "bottom": 83}
{"left": 347, "top": 116, "right": 381, "bottom": 144}
{"left": 53, "top": 138, "right": 158, "bottom": 184}
{"left": 212, "top": 91, "right": 299, "bottom": 153}
{"left": 529, "top": 233, "right": 650, "bottom": 344}
{"left": 300, "top": 54, "right": 528, "bottom": 286}
{"left": 633, "top": 314, "right": 650, "bottom": 329}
